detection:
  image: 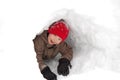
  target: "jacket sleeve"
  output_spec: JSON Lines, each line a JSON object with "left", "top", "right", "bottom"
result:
{"left": 33, "top": 35, "right": 47, "bottom": 71}
{"left": 59, "top": 42, "right": 73, "bottom": 61}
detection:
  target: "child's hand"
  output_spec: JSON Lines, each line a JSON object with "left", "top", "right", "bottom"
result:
{"left": 57, "top": 58, "right": 71, "bottom": 76}
{"left": 41, "top": 66, "right": 57, "bottom": 80}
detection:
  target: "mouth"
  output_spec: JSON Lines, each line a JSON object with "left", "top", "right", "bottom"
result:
{"left": 50, "top": 40, "right": 55, "bottom": 44}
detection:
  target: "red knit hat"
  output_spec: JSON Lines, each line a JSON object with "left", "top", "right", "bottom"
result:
{"left": 48, "top": 20, "right": 69, "bottom": 41}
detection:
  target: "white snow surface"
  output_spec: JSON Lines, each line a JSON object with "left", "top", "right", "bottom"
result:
{"left": 0, "top": 0, "right": 120, "bottom": 80}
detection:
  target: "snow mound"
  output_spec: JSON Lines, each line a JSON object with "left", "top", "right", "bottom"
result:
{"left": 41, "top": 9, "right": 120, "bottom": 77}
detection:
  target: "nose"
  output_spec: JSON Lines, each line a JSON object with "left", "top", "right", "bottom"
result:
{"left": 54, "top": 37, "right": 58, "bottom": 44}
{"left": 54, "top": 39, "right": 57, "bottom": 44}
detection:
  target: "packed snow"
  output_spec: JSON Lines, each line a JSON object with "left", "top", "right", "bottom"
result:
{"left": 0, "top": 0, "right": 120, "bottom": 80}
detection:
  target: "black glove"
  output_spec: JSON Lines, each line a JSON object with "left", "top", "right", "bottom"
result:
{"left": 41, "top": 66, "right": 57, "bottom": 80}
{"left": 57, "top": 58, "right": 72, "bottom": 76}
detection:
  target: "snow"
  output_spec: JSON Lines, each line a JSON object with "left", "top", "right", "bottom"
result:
{"left": 0, "top": 0, "right": 120, "bottom": 80}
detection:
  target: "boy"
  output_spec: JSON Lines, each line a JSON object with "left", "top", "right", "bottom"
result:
{"left": 33, "top": 19, "right": 73, "bottom": 80}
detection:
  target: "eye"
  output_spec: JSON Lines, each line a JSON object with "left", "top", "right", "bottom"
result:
{"left": 58, "top": 38, "right": 62, "bottom": 41}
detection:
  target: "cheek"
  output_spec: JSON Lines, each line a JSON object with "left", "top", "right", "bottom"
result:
{"left": 48, "top": 34, "right": 53, "bottom": 39}
{"left": 49, "top": 36, "right": 54, "bottom": 41}
{"left": 48, "top": 35, "right": 52, "bottom": 42}
{"left": 48, "top": 35, "right": 54, "bottom": 42}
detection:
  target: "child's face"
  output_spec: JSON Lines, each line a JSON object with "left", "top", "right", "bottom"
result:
{"left": 48, "top": 34, "right": 62, "bottom": 45}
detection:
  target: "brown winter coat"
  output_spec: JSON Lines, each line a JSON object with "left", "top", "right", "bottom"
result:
{"left": 33, "top": 30, "right": 73, "bottom": 71}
